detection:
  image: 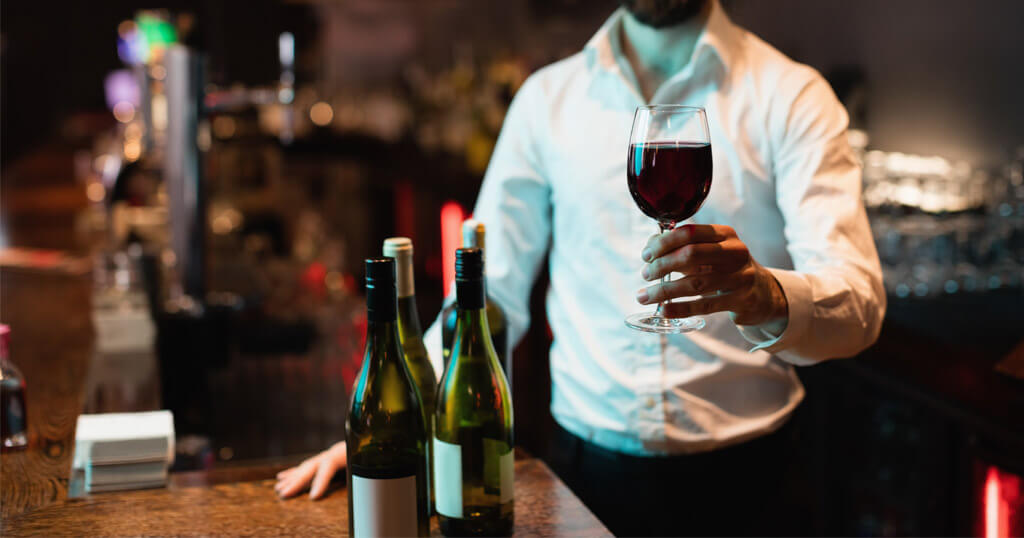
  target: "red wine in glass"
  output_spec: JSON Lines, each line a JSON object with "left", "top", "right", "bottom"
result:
{"left": 627, "top": 142, "right": 712, "bottom": 223}
{"left": 625, "top": 105, "right": 712, "bottom": 333}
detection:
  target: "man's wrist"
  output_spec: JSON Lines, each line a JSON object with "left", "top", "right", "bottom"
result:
{"left": 765, "top": 269, "right": 789, "bottom": 323}
{"left": 733, "top": 265, "right": 789, "bottom": 327}
{"left": 731, "top": 268, "right": 789, "bottom": 348}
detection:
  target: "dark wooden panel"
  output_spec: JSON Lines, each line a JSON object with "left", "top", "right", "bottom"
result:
{"left": 0, "top": 267, "right": 94, "bottom": 519}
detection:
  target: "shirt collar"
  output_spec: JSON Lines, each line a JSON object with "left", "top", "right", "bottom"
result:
{"left": 584, "top": 0, "right": 740, "bottom": 77}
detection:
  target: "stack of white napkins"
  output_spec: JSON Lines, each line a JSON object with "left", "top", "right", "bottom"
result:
{"left": 73, "top": 410, "right": 175, "bottom": 493}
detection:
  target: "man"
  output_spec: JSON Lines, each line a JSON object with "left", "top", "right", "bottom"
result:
{"left": 277, "top": 0, "right": 885, "bottom": 534}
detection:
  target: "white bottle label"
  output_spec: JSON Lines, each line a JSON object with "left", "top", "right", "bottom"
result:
{"left": 499, "top": 442, "right": 515, "bottom": 503}
{"left": 351, "top": 474, "right": 418, "bottom": 537}
{"left": 433, "top": 438, "right": 463, "bottom": 518}
{"left": 433, "top": 437, "right": 514, "bottom": 518}
{"left": 482, "top": 438, "right": 514, "bottom": 503}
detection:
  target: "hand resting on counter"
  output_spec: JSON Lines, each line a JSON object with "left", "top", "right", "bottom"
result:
{"left": 274, "top": 441, "right": 347, "bottom": 500}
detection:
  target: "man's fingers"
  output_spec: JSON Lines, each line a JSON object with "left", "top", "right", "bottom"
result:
{"left": 278, "top": 465, "right": 315, "bottom": 497}
{"left": 642, "top": 224, "right": 735, "bottom": 262}
{"left": 660, "top": 292, "right": 742, "bottom": 318}
{"left": 276, "top": 458, "right": 319, "bottom": 498}
{"left": 642, "top": 239, "right": 749, "bottom": 281}
{"left": 274, "top": 465, "right": 301, "bottom": 493}
{"left": 276, "top": 475, "right": 307, "bottom": 498}
{"left": 274, "top": 442, "right": 347, "bottom": 500}
{"left": 636, "top": 270, "right": 754, "bottom": 305}
{"left": 309, "top": 452, "right": 345, "bottom": 500}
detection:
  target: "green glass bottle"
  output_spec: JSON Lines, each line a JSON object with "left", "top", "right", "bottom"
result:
{"left": 383, "top": 237, "right": 438, "bottom": 511}
{"left": 346, "top": 258, "right": 429, "bottom": 538}
{"left": 441, "top": 220, "right": 510, "bottom": 386}
{"left": 435, "top": 247, "right": 514, "bottom": 537}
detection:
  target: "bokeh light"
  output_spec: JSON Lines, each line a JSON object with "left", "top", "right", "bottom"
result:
{"left": 310, "top": 101, "right": 334, "bottom": 127}
{"left": 123, "top": 139, "right": 142, "bottom": 161}
{"left": 212, "top": 116, "right": 237, "bottom": 139}
{"left": 104, "top": 70, "right": 141, "bottom": 110}
{"left": 86, "top": 182, "right": 106, "bottom": 203}
{"left": 113, "top": 102, "right": 136, "bottom": 123}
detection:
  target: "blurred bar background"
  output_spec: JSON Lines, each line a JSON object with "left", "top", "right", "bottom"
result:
{"left": 2, "top": 0, "right": 1023, "bottom": 535}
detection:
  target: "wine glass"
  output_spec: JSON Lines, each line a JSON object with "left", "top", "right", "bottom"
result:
{"left": 625, "top": 105, "right": 713, "bottom": 333}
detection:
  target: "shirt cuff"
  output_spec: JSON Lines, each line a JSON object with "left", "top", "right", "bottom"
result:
{"left": 736, "top": 268, "right": 813, "bottom": 354}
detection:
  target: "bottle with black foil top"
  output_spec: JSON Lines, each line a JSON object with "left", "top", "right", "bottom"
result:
{"left": 435, "top": 248, "right": 514, "bottom": 537}
{"left": 346, "top": 258, "right": 429, "bottom": 537}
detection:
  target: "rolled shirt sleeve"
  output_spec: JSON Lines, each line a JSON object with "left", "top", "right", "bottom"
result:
{"left": 424, "top": 76, "right": 553, "bottom": 375}
{"left": 736, "top": 70, "right": 886, "bottom": 365}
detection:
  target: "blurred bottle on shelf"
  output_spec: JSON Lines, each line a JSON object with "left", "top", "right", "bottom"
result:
{"left": 1, "top": 324, "right": 29, "bottom": 452}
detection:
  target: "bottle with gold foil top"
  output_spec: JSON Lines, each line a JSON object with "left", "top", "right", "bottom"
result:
{"left": 441, "top": 220, "right": 510, "bottom": 386}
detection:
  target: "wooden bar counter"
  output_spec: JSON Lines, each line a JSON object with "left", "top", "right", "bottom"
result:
{"left": 0, "top": 263, "right": 609, "bottom": 536}
{"left": 3, "top": 456, "right": 610, "bottom": 536}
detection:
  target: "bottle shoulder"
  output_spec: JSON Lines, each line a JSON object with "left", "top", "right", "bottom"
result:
{"left": 436, "top": 354, "right": 512, "bottom": 418}
{"left": 349, "top": 351, "right": 426, "bottom": 419}
{"left": 485, "top": 299, "right": 505, "bottom": 328}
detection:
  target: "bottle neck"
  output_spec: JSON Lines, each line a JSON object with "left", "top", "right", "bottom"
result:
{"left": 452, "top": 270, "right": 498, "bottom": 366}
{"left": 451, "top": 306, "right": 493, "bottom": 363}
{"left": 394, "top": 252, "right": 415, "bottom": 299}
{"left": 456, "top": 277, "right": 486, "bottom": 311}
{"left": 396, "top": 295, "right": 424, "bottom": 338}
{"left": 365, "top": 318, "right": 402, "bottom": 365}
{"left": 366, "top": 280, "right": 397, "bottom": 323}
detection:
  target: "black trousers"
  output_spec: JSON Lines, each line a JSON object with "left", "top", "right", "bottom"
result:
{"left": 544, "top": 414, "right": 805, "bottom": 537}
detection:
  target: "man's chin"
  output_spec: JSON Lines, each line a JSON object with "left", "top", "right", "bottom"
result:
{"left": 622, "top": 0, "right": 708, "bottom": 28}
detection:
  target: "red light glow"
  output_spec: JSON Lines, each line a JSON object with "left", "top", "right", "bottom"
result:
{"left": 987, "top": 466, "right": 1002, "bottom": 538}
{"left": 985, "top": 465, "right": 1016, "bottom": 538}
{"left": 440, "top": 201, "right": 465, "bottom": 297}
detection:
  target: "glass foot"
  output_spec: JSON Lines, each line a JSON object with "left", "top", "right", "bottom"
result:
{"left": 625, "top": 313, "right": 705, "bottom": 334}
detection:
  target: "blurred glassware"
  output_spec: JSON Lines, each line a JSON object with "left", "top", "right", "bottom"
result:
{"left": 86, "top": 247, "right": 161, "bottom": 414}
{"left": 864, "top": 148, "right": 1023, "bottom": 299}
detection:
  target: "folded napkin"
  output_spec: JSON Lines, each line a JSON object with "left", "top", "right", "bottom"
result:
{"left": 73, "top": 410, "right": 175, "bottom": 493}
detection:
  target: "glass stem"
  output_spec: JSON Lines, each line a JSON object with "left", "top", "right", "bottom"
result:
{"left": 654, "top": 221, "right": 675, "bottom": 319}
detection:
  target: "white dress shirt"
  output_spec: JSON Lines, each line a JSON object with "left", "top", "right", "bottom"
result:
{"left": 425, "top": 0, "right": 885, "bottom": 456}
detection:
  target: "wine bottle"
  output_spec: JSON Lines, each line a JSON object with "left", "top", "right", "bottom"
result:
{"left": 435, "top": 247, "right": 514, "bottom": 537}
{"left": 346, "top": 258, "right": 429, "bottom": 538}
{"left": 383, "top": 237, "right": 438, "bottom": 511}
{"left": 441, "top": 220, "right": 510, "bottom": 386}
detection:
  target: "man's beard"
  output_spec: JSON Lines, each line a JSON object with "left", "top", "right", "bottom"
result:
{"left": 621, "top": 0, "right": 709, "bottom": 28}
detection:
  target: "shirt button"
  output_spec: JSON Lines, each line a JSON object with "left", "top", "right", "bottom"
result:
{"left": 645, "top": 397, "right": 656, "bottom": 409}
